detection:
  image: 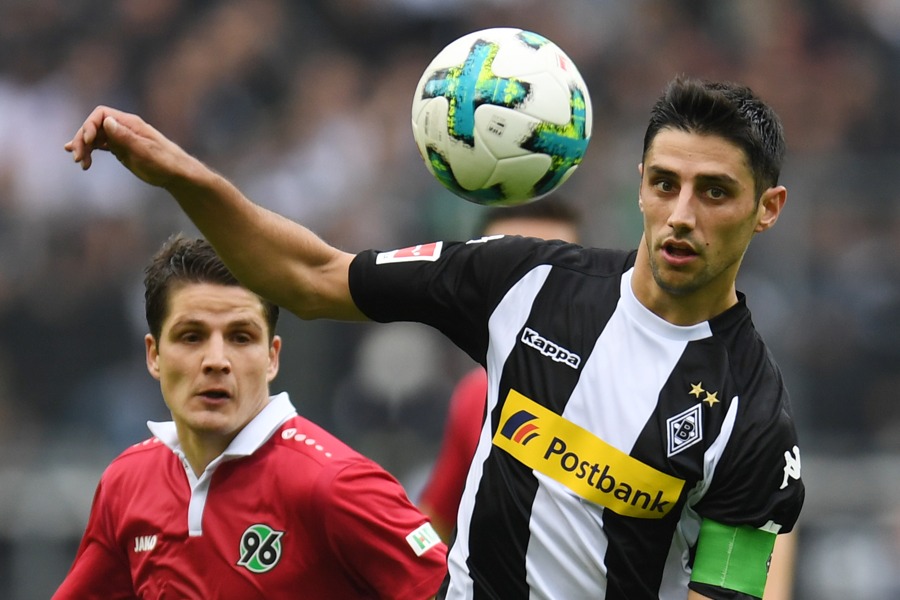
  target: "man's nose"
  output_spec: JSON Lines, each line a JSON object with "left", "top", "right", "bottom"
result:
{"left": 202, "top": 336, "right": 231, "bottom": 374}
{"left": 667, "top": 188, "right": 697, "bottom": 233}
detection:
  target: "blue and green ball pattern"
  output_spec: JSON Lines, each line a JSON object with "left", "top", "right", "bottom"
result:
{"left": 419, "top": 31, "right": 590, "bottom": 205}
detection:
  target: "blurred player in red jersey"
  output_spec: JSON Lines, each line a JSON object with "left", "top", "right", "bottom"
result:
{"left": 418, "top": 200, "right": 583, "bottom": 540}
{"left": 53, "top": 236, "right": 446, "bottom": 600}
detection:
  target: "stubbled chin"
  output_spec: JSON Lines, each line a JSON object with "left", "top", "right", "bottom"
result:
{"left": 182, "top": 408, "right": 236, "bottom": 432}
{"left": 650, "top": 260, "right": 700, "bottom": 296}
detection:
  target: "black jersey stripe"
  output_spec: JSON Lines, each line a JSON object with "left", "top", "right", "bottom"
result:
{"left": 466, "top": 264, "right": 623, "bottom": 598}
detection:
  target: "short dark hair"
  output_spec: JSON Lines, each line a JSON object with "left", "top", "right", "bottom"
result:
{"left": 143, "top": 235, "right": 279, "bottom": 342}
{"left": 642, "top": 76, "right": 786, "bottom": 198}
{"left": 477, "top": 197, "right": 582, "bottom": 238}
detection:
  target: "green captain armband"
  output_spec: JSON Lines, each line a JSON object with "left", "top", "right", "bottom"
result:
{"left": 690, "top": 519, "right": 777, "bottom": 598}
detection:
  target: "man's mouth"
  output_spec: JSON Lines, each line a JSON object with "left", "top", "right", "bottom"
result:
{"left": 665, "top": 244, "right": 695, "bottom": 256}
{"left": 661, "top": 240, "right": 698, "bottom": 263}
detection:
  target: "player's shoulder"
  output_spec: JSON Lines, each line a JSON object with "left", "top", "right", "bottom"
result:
{"left": 456, "top": 365, "right": 488, "bottom": 390}
{"left": 464, "top": 235, "right": 632, "bottom": 263}
{"left": 113, "top": 436, "right": 170, "bottom": 461}
{"left": 271, "top": 417, "right": 401, "bottom": 495}
{"left": 271, "top": 416, "right": 366, "bottom": 465}
{"left": 365, "top": 236, "right": 634, "bottom": 273}
{"left": 99, "top": 437, "right": 172, "bottom": 483}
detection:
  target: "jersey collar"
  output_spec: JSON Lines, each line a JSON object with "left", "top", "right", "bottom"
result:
{"left": 147, "top": 392, "right": 298, "bottom": 460}
{"left": 620, "top": 268, "right": 713, "bottom": 341}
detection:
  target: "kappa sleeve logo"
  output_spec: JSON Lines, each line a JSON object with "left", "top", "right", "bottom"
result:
{"left": 376, "top": 242, "right": 443, "bottom": 264}
{"left": 780, "top": 445, "right": 801, "bottom": 489}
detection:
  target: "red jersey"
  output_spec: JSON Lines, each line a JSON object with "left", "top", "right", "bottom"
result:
{"left": 54, "top": 393, "right": 447, "bottom": 600}
{"left": 418, "top": 367, "right": 487, "bottom": 530}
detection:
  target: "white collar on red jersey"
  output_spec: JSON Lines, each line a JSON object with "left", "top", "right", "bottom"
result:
{"left": 147, "top": 392, "right": 298, "bottom": 460}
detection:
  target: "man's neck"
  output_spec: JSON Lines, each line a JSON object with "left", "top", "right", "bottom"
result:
{"left": 631, "top": 244, "right": 738, "bottom": 326}
{"left": 174, "top": 425, "right": 235, "bottom": 477}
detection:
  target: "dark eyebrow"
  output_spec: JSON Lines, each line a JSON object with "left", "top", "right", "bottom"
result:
{"left": 168, "top": 318, "right": 206, "bottom": 331}
{"left": 695, "top": 173, "right": 741, "bottom": 189}
{"left": 644, "top": 165, "right": 678, "bottom": 179}
{"left": 228, "top": 319, "right": 265, "bottom": 333}
{"left": 645, "top": 165, "right": 741, "bottom": 190}
{"left": 167, "top": 317, "right": 265, "bottom": 334}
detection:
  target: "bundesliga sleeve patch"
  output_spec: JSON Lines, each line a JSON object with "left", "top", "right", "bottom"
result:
{"left": 406, "top": 522, "right": 442, "bottom": 557}
{"left": 376, "top": 242, "right": 443, "bottom": 264}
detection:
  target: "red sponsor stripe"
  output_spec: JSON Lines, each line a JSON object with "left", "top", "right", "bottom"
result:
{"left": 513, "top": 422, "right": 539, "bottom": 443}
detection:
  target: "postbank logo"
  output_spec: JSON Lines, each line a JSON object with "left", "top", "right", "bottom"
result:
{"left": 499, "top": 409, "right": 541, "bottom": 445}
{"left": 493, "top": 390, "right": 685, "bottom": 519}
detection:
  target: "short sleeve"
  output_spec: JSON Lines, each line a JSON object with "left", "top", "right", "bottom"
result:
{"left": 696, "top": 387, "right": 805, "bottom": 534}
{"left": 312, "top": 459, "right": 448, "bottom": 600}
{"left": 52, "top": 478, "right": 136, "bottom": 600}
{"left": 348, "top": 236, "right": 585, "bottom": 363}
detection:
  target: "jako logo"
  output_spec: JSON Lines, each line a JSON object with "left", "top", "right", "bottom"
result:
{"left": 500, "top": 410, "right": 540, "bottom": 445}
{"left": 520, "top": 327, "right": 581, "bottom": 369}
{"left": 134, "top": 535, "right": 157, "bottom": 553}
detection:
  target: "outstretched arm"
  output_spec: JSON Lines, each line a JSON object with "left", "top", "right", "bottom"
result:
{"left": 65, "top": 106, "right": 363, "bottom": 321}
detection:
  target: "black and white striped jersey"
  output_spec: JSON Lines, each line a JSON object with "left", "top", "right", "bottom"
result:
{"left": 349, "top": 235, "right": 804, "bottom": 600}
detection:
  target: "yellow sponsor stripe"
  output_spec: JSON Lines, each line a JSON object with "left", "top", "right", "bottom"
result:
{"left": 492, "top": 390, "right": 685, "bottom": 519}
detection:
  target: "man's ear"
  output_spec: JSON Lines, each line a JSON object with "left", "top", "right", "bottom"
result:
{"left": 755, "top": 185, "right": 787, "bottom": 233}
{"left": 145, "top": 334, "right": 161, "bottom": 381}
{"left": 638, "top": 163, "right": 644, "bottom": 211}
{"left": 267, "top": 335, "right": 282, "bottom": 383}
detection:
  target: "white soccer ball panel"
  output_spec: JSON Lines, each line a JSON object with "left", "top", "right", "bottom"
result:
{"left": 517, "top": 71, "right": 573, "bottom": 126}
{"left": 444, "top": 132, "right": 497, "bottom": 189}
{"left": 485, "top": 153, "right": 552, "bottom": 200}
{"left": 473, "top": 104, "right": 538, "bottom": 159}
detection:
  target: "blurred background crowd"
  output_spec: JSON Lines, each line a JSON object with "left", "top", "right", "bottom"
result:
{"left": 0, "top": 0, "right": 898, "bottom": 597}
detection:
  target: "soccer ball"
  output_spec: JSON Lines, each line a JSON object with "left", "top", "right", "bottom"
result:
{"left": 411, "top": 27, "right": 592, "bottom": 206}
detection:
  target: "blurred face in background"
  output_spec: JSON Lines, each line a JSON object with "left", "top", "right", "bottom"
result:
{"left": 483, "top": 216, "right": 580, "bottom": 244}
{"left": 145, "top": 282, "right": 281, "bottom": 450}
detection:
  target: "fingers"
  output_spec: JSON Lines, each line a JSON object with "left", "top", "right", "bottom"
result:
{"left": 65, "top": 106, "right": 120, "bottom": 170}
{"left": 65, "top": 106, "right": 183, "bottom": 188}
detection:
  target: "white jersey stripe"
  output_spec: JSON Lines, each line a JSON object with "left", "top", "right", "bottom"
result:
{"left": 447, "top": 265, "right": 553, "bottom": 599}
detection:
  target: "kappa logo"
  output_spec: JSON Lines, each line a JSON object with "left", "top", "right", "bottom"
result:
{"left": 780, "top": 445, "right": 801, "bottom": 489}
{"left": 520, "top": 327, "right": 581, "bottom": 369}
{"left": 499, "top": 409, "right": 541, "bottom": 445}
{"left": 133, "top": 534, "right": 157, "bottom": 553}
{"left": 237, "top": 524, "right": 284, "bottom": 574}
{"left": 375, "top": 242, "right": 443, "bottom": 264}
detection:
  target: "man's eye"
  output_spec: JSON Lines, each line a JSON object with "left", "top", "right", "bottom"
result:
{"left": 707, "top": 187, "right": 727, "bottom": 200}
{"left": 653, "top": 180, "right": 675, "bottom": 193}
